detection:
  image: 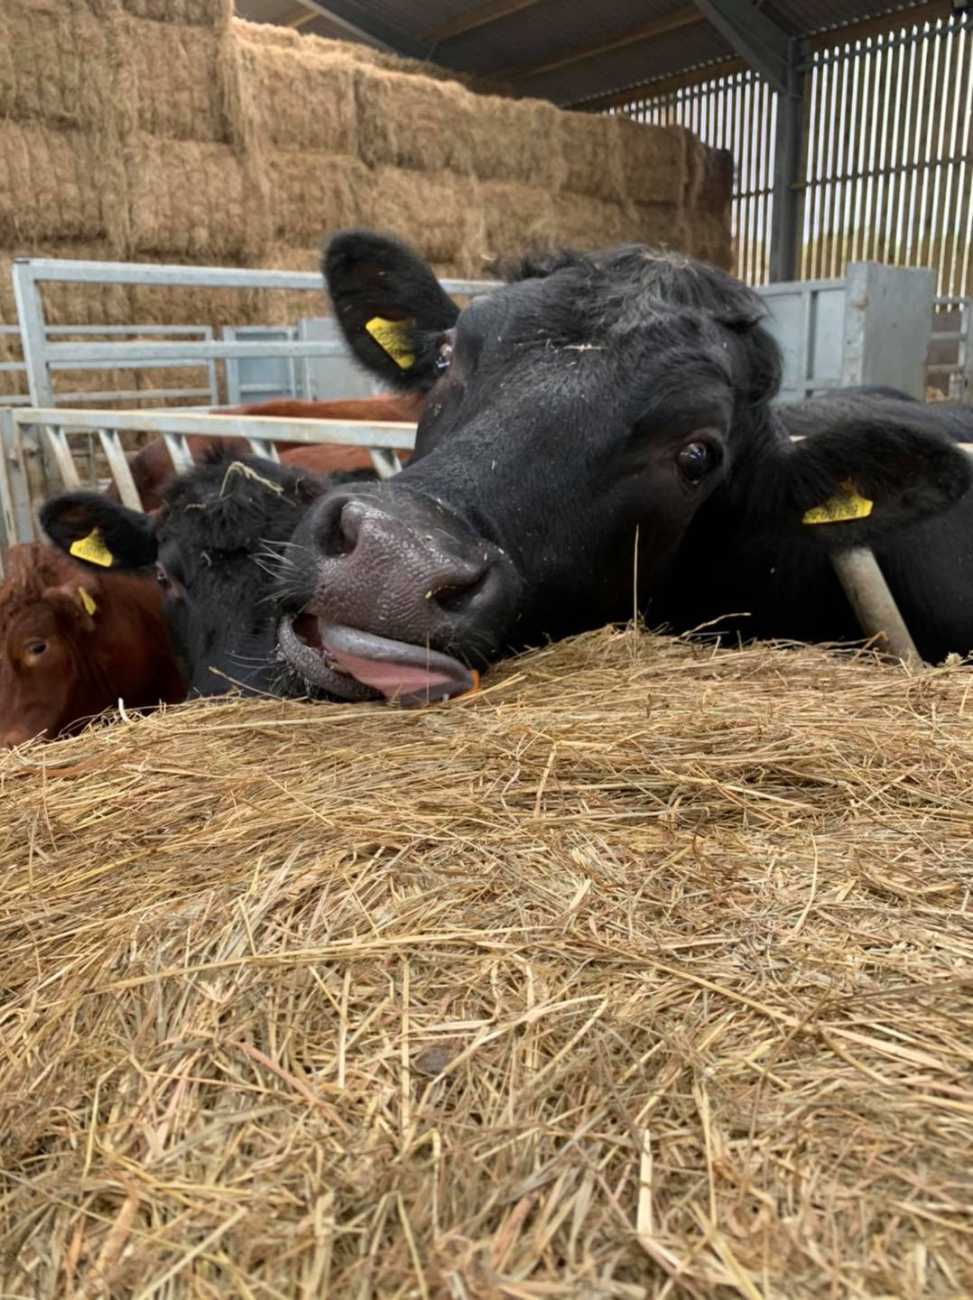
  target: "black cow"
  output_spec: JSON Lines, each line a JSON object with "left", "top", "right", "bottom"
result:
{"left": 41, "top": 449, "right": 375, "bottom": 698}
{"left": 269, "top": 230, "right": 973, "bottom": 704}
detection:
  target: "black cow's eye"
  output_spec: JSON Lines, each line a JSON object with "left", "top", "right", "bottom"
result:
{"left": 155, "top": 564, "right": 171, "bottom": 590}
{"left": 676, "top": 440, "right": 717, "bottom": 485}
{"left": 435, "top": 335, "right": 454, "bottom": 372}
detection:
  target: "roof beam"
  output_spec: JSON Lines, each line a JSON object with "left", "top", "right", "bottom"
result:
{"left": 500, "top": 5, "right": 704, "bottom": 82}
{"left": 570, "top": 56, "right": 745, "bottom": 110}
{"left": 282, "top": 4, "right": 320, "bottom": 28}
{"left": 286, "top": 0, "right": 426, "bottom": 57}
{"left": 428, "top": 0, "right": 549, "bottom": 44}
{"left": 691, "top": 0, "right": 792, "bottom": 94}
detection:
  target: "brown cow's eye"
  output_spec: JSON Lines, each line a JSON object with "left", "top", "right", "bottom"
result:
{"left": 25, "top": 640, "right": 48, "bottom": 658}
{"left": 677, "top": 441, "right": 717, "bottom": 485}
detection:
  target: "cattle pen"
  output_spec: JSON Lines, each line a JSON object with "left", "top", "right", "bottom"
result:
{"left": 4, "top": 0, "right": 973, "bottom": 1297}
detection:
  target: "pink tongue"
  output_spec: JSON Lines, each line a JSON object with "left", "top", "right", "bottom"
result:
{"left": 327, "top": 649, "right": 458, "bottom": 701}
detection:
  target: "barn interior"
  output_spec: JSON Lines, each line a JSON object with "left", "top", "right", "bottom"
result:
{"left": 2, "top": 2, "right": 973, "bottom": 1296}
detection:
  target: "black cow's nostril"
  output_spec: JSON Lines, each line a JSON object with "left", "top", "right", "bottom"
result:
{"left": 317, "top": 497, "right": 363, "bottom": 558}
{"left": 431, "top": 570, "right": 487, "bottom": 613}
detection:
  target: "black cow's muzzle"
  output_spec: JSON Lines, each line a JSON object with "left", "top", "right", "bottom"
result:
{"left": 276, "top": 485, "right": 521, "bottom": 704}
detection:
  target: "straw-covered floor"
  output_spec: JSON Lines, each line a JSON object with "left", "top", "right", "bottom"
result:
{"left": 2, "top": 628, "right": 972, "bottom": 1298}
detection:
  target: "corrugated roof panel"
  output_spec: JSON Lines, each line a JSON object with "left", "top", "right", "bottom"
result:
{"left": 432, "top": 0, "right": 691, "bottom": 74}
{"left": 534, "top": 23, "right": 732, "bottom": 106}
{"left": 770, "top": 0, "right": 927, "bottom": 34}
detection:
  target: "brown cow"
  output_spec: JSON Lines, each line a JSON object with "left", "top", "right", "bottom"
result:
{"left": 0, "top": 543, "right": 186, "bottom": 746}
{"left": 118, "top": 394, "right": 424, "bottom": 511}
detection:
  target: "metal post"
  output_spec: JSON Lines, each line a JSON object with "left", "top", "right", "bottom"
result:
{"left": 769, "top": 40, "right": 804, "bottom": 283}
{"left": 830, "top": 547, "right": 923, "bottom": 668}
{"left": 11, "top": 261, "right": 56, "bottom": 407}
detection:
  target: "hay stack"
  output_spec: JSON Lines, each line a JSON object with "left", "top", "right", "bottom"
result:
{"left": 0, "top": 3, "right": 732, "bottom": 407}
{"left": 2, "top": 628, "right": 973, "bottom": 1297}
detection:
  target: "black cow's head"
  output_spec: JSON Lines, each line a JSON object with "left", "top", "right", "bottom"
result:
{"left": 41, "top": 450, "right": 370, "bottom": 698}
{"left": 276, "top": 230, "right": 972, "bottom": 700}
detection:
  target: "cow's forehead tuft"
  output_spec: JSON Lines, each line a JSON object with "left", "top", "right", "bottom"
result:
{"left": 0, "top": 544, "right": 85, "bottom": 616}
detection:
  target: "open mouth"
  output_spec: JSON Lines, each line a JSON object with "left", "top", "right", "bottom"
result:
{"left": 277, "top": 613, "right": 479, "bottom": 706}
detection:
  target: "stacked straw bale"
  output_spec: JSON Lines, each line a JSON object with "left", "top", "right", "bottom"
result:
{"left": 0, "top": 1, "right": 732, "bottom": 397}
{"left": 2, "top": 627, "right": 973, "bottom": 1296}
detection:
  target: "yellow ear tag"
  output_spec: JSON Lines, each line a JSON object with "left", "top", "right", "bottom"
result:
{"left": 365, "top": 316, "right": 416, "bottom": 370}
{"left": 802, "top": 481, "right": 874, "bottom": 526}
{"left": 78, "top": 587, "right": 97, "bottom": 616}
{"left": 69, "top": 528, "right": 114, "bottom": 567}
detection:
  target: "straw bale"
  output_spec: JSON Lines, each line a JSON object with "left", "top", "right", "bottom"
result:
{"left": 250, "top": 243, "right": 324, "bottom": 325}
{"left": 356, "top": 66, "right": 478, "bottom": 176}
{"left": 235, "top": 29, "right": 359, "bottom": 154}
{"left": 530, "top": 191, "right": 644, "bottom": 255}
{"left": 134, "top": 364, "right": 217, "bottom": 405}
{"left": 686, "top": 211, "right": 735, "bottom": 270}
{"left": 265, "top": 152, "right": 368, "bottom": 243}
{"left": 0, "top": 124, "right": 121, "bottom": 246}
{"left": 699, "top": 142, "right": 734, "bottom": 215}
{"left": 0, "top": 330, "right": 25, "bottom": 399}
{"left": 230, "top": 17, "right": 486, "bottom": 88}
{"left": 358, "top": 68, "right": 565, "bottom": 188}
{"left": 127, "top": 266, "right": 261, "bottom": 331}
{"left": 120, "top": 0, "right": 228, "bottom": 26}
{"left": 623, "top": 199, "right": 693, "bottom": 252}
{"left": 478, "top": 180, "right": 557, "bottom": 262}
{"left": 468, "top": 92, "right": 565, "bottom": 188}
{"left": 124, "top": 17, "right": 227, "bottom": 143}
{"left": 559, "top": 111, "right": 626, "bottom": 202}
{"left": 0, "top": 4, "right": 119, "bottom": 132}
{"left": 2, "top": 628, "right": 973, "bottom": 1297}
{"left": 367, "top": 165, "right": 474, "bottom": 266}
{"left": 616, "top": 117, "right": 698, "bottom": 206}
{"left": 126, "top": 135, "right": 267, "bottom": 261}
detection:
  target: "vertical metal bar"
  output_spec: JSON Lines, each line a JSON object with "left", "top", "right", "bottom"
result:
{"left": 205, "top": 327, "right": 219, "bottom": 406}
{"left": 245, "top": 437, "right": 281, "bottom": 463}
{"left": 894, "top": 29, "right": 920, "bottom": 265}
{"left": 368, "top": 449, "right": 401, "bottom": 480}
{"left": 44, "top": 426, "right": 83, "bottom": 489}
{"left": 801, "top": 285, "right": 815, "bottom": 393}
{"left": 162, "top": 433, "right": 194, "bottom": 475}
{"left": 97, "top": 429, "right": 144, "bottom": 511}
{"left": 907, "top": 25, "right": 933, "bottom": 270}
{"left": 0, "top": 409, "right": 19, "bottom": 553}
{"left": 861, "top": 35, "right": 882, "bottom": 267}
{"left": 844, "top": 40, "right": 863, "bottom": 266}
{"left": 955, "top": 24, "right": 973, "bottom": 297}
{"left": 930, "top": 22, "right": 956, "bottom": 294}
{"left": 876, "top": 32, "right": 898, "bottom": 264}
{"left": 830, "top": 547, "right": 922, "bottom": 668}
{"left": 11, "top": 262, "right": 56, "bottom": 407}
{"left": 5, "top": 417, "right": 38, "bottom": 544}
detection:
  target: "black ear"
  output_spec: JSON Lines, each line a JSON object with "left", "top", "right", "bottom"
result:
{"left": 39, "top": 492, "right": 158, "bottom": 570}
{"left": 324, "top": 229, "right": 460, "bottom": 392}
{"left": 770, "top": 397, "right": 973, "bottom": 547}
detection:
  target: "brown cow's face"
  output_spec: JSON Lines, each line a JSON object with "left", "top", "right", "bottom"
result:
{"left": 0, "top": 587, "right": 97, "bottom": 746}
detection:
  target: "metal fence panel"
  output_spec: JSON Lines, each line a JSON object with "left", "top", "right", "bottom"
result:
{"left": 297, "top": 318, "right": 382, "bottom": 402}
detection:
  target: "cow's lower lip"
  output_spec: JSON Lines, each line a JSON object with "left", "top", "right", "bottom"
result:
{"left": 277, "top": 614, "right": 478, "bottom": 706}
